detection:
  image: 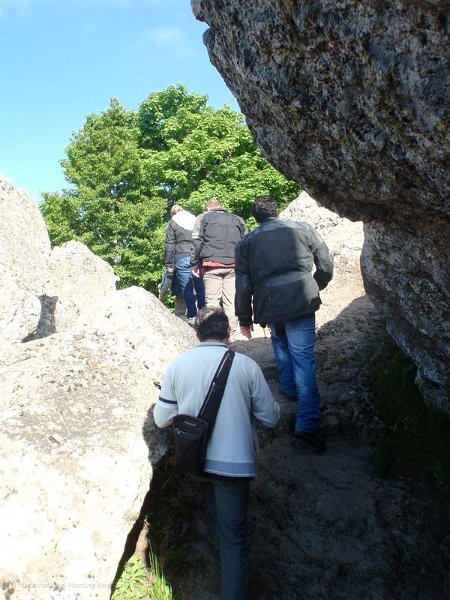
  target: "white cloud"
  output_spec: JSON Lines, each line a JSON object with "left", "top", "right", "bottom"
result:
{"left": 139, "top": 26, "right": 199, "bottom": 58}
{"left": 146, "top": 26, "right": 183, "bottom": 45}
{"left": 0, "top": 0, "right": 31, "bottom": 18}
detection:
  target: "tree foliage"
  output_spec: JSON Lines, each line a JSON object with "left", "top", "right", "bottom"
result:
{"left": 41, "top": 85, "right": 299, "bottom": 293}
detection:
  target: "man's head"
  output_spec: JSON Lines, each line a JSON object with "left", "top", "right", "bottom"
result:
{"left": 206, "top": 198, "right": 223, "bottom": 211}
{"left": 252, "top": 195, "right": 279, "bottom": 223}
{"left": 170, "top": 204, "right": 184, "bottom": 216}
{"left": 195, "top": 307, "right": 230, "bottom": 342}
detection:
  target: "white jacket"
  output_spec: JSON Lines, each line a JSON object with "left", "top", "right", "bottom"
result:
{"left": 154, "top": 342, "right": 280, "bottom": 477}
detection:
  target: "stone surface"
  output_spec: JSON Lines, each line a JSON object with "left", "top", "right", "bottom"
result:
{"left": 191, "top": 0, "right": 450, "bottom": 411}
{"left": 0, "top": 176, "right": 51, "bottom": 344}
{"left": 0, "top": 285, "right": 195, "bottom": 597}
{"left": 0, "top": 178, "right": 198, "bottom": 597}
{"left": 362, "top": 220, "right": 450, "bottom": 412}
{"left": 192, "top": 0, "right": 449, "bottom": 223}
{"left": 36, "top": 240, "right": 119, "bottom": 338}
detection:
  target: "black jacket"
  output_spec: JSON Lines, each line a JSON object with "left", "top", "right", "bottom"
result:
{"left": 235, "top": 218, "right": 333, "bottom": 326}
{"left": 164, "top": 210, "right": 197, "bottom": 267}
{"left": 190, "top": 210, "right": 247, "bottom": 267}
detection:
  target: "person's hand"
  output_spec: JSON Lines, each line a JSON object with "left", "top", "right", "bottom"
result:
{"left": 240, "top": 325, "right": 253, "bottom": 339}
{"left": 192, "top": 266, "right": 200, "bottom": 278}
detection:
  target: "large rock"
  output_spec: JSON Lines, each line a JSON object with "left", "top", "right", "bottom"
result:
{"left": 0, "top": 176, "right": 51, "bottom": 343}
{"left": 362, "top": 221, "right": 450, "bottom": 412}
{"left": 36, "top": 240, "right": 119, "bottom": 337}
{"left": 0, "top": 177, "right": 119, "bottom": 343}
{"left": 190, "top": 0, "right": 450, "bottom": 411}
{"left": 0, "top": 287, "right": 196, "bottom": 598}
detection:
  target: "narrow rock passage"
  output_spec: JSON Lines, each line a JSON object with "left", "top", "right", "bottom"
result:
{"left": 144, "top": 196, "right": 450, "bottom": 599}
{"left": 146, "top": 299, "right": 450, "bottom": 600}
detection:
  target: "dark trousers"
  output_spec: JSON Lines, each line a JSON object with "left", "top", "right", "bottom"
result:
{"left": 200, "top": 476, "right": 251, "bottom": 600}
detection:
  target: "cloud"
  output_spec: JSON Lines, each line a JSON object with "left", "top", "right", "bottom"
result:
{"left": 0, "top": 0, "right": 31, "bottom": 18}
{"left": 139, "top": 26, "right": 199, "bottom": 58}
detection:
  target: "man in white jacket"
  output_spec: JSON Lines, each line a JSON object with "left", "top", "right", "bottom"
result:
{"left": 154, "top": 307, "right": 280, "bottom": 600}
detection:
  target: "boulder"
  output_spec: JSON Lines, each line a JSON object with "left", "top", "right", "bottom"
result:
{"left": 191, "top": 0, "right": 450, "bottom": 411}
{"left": 0, "top": 176, "right": 51, "bottom": 343}
{"left": 0, "top": 285, "right": 196, "bottom": 597}
{"left": 36, "top": 240, "right": 119, "bottom": 338}
{"left": 362, "top": 220, "right": 450, "bottom": 412}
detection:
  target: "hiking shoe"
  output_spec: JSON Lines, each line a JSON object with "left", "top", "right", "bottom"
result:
{"left": 294, "top": 430, "right": 326, "bottom": 452}
{"left": 187, "top": 317, "right": 196, "bottom": 326}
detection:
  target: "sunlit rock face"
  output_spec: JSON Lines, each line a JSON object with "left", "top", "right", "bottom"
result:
{"left": 191, "top": 0, "right": 450, "bottom": 411}
{"left": 0, "top": 177, "right": 197, "bottom": 595}
{"left": 0, "top": 176, "right": 51, "bottom": 344}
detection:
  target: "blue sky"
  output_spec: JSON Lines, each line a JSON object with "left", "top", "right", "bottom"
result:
{"left": 0, "top": 0, "right": 236, "bottom": 202}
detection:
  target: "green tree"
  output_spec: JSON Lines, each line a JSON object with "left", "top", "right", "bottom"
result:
{"left": 41, "top": 85, "right": 299, "bottom": 293}
{"left": 41, "top": 98, "right": 166, "bottom": 289}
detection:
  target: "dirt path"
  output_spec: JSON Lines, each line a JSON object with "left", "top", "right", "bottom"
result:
{"left": 146, "top": 198, "right": 450, "bottom": 598}
{"left": 147, "top": 293, "right": 450, "bottom": 600}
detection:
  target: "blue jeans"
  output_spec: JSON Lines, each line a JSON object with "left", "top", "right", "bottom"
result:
{"left": 269, "top": 314, "right": 320, "bottom": 433}
{"left": 200, "top": 476, "right": 250, "bottom": 600}
{"left": 174, "top": 256, "right": 205, "bottom": 318}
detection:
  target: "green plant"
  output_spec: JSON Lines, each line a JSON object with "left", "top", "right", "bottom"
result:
{"left": 148, "top": 548, "right": 175, "bottom": 600}
{"left": 111, "top": 556, "right": 149, "bottom": 600}
{"left": 367, "top": 337, "right": 450, "bottom": 501}
{"left": 111, "top": 551, "right": 175, "bottom": 600}
{"left": 41, "top": 84, "right": 299, "bottom": 294}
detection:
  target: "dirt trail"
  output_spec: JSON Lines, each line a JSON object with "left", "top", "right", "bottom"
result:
{"left": 148, "top": 292, "right": 450, "bottom": 600}
{"left": 147, "top": 199, "right": 450, "bottom": 598}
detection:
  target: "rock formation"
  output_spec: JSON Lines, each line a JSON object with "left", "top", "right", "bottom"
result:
{"left": 191, "top": 0, "right": 450, "bottom": 411}
{"left": 2, "top": 175, "right": 447, "bottom": 599}
{"left": 0, "top": 178, "right": 196, "bottom": 598}
{"left": 0, "top": 176, "right": 51, "bottom": 344}
{"left": 36, "top": 240, "right": 119, "bottom": 337}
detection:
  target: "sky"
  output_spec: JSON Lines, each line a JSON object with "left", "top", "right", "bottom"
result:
{"left": 0, "top": 0, "right": 236, "bottom": 203}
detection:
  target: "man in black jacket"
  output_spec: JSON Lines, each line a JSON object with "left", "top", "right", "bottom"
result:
{"left": 191, "top": 198, "right": 247, "bottom": 334}
{"left": 235, "top": 196, "right": 333, "bottom": 450}
{"left": 164, "top": 205, "right": 205, "bottom": 323}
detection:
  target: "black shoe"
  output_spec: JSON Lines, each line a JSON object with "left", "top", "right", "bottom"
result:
{"left": 294, "top": 430, "right": 326, "bottom": 452}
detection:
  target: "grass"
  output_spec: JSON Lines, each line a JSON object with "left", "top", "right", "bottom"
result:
{"left": 111, "top": 459, "right": 199, "bottom": 599}
{"left": 111, "top": 550, "right": 175, "bottom": 600}
{"left": 367, "top": 336, "right": 450, "bottom": 501}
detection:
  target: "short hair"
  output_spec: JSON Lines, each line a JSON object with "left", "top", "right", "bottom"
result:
{"left": 195, "top": 307, "right": 229, "bottom": 341}
{"left": 252, "top": 195, "right": 279, "bottom": 223}
{"left": 206, "top": 198, "right": 223, "bottom": 210}
{"left": 170, "top": 204, "right": 184, "bottom": 216}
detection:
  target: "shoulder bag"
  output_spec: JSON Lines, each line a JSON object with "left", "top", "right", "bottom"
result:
{"left": 171, "top": 349, "right": 235, "bottom": 473}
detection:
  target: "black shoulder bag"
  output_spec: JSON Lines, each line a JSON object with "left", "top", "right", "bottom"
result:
{"left": 171, "top": 349, "right": 235, "bottom": 474}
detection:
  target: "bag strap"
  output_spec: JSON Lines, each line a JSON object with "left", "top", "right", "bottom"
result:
{"left": 197, "top": 349, "right": 235, "bottom": 436}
